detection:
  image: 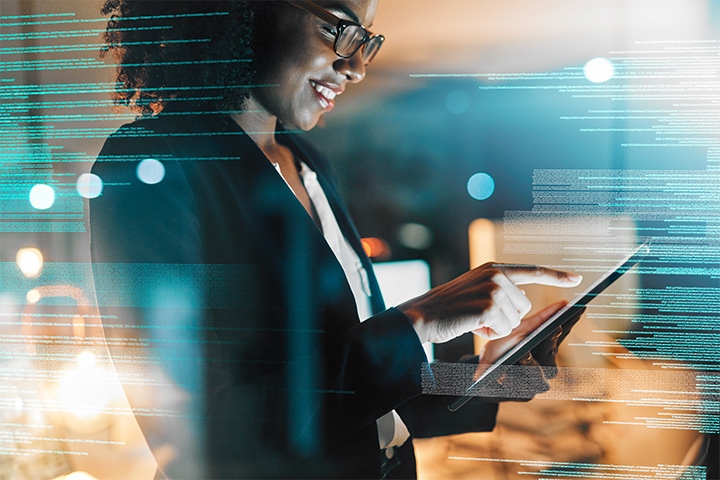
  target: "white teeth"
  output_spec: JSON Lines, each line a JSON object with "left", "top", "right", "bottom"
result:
{"left": 311, "top": 81, "right": 337, "bottom": 100}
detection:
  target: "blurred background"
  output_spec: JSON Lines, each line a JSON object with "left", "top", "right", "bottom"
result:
{"left": 0, "top": 0, "right": 718, "bottom": 478}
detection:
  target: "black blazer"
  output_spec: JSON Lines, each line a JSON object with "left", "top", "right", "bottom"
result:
{"left": 90, "top": 107, "right": 497, "bottom": 479}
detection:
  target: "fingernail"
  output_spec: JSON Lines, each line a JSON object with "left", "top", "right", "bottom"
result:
{"left": 567, "top": 273, "right": 582, "bottom": 282}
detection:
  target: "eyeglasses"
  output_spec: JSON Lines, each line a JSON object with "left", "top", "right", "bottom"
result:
{"left": 286, "top": 1, "right": 384, "bottom": 65}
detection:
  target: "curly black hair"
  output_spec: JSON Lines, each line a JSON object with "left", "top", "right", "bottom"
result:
{"left": 100, "top": 0, "right": 261, "bottom": 114}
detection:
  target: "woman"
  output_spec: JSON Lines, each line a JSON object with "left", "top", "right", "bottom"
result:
{"left": 91, "top": 1, "right": 582, "bottom": 478}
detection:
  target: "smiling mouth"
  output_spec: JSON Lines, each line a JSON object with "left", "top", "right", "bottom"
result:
{"left": 310, "top": 80, "right": 338, "bottom": 110}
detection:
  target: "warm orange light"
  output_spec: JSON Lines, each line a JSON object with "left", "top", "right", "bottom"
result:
{"left": 361, "top": 237, "right": 390, "bottom": 260}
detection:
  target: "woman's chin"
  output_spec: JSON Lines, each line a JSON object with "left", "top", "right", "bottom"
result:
{"left": 282, "top": 118, "right": 320, "bottom": 132}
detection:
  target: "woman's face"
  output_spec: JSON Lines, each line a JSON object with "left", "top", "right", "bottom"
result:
{"left": 252, "top": 0, "right": 379, "bottom": 131}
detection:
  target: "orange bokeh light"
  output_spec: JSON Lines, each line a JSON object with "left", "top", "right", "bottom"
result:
{"left": 361, "top": 237, "right": 390, "bottom": 260}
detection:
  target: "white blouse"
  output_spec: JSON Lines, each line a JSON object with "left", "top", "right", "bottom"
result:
{"left": 274, "top": 160, "right": 410, "bottom": 451}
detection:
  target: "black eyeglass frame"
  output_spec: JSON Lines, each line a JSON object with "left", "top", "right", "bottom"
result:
{"left": 286, "top": 0, "right": 384, "bottom": 64}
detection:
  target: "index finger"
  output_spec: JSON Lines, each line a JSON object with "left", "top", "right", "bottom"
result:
{"left": 496, "top": 264, "right": 582, "bottom": 287}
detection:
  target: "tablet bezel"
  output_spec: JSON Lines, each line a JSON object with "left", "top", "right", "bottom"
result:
{"left": 447, "top": 241, "right": 650, "bottom": 411}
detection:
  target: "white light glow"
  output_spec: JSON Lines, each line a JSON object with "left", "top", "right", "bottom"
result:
{"left": 77, "top": 350, "right": 97, "bottom": 369}
{"left": 57, "top": 351, "right": 113, "bottom": 420}
{"left": 26, "top": 288, "right": 41, "bottom": 304}
{"left": 29, "top": 184, "right": 55, "bottom": 210}
{"left": 76, "top": 173, "right": 103, "bottom": 199}
{"left": 137, "top": 158, "right": 166, "bottom": 185}
{"left": 583, "top": 57, "right": 615, "bottom": 83}
{"left": 53, "top": 471, "right": 100, "bottom": 480}
{"left": 16, "top": 247, "right": 43, "bottom": 278}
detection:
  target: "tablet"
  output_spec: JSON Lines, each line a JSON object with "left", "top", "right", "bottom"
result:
{"left": 447, "top": 241, "right": 650, "bottom": 411}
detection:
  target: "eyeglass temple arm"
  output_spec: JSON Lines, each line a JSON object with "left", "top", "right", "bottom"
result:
{"left": 286, "top": 0, "right": 340, "bottom": 25}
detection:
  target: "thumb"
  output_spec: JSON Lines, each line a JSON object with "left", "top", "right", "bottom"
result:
{"left": 477, "top": 301, "right": 567, "bottom": 364}
{"left": 515, "top": 300, "right": 568, "bottom": 335}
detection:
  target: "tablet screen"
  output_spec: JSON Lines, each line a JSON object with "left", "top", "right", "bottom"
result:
{"left": 448, "top": 241, "right": 650, "bottom": 411}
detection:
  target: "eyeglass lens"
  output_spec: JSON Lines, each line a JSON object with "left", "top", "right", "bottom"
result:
{"left": 335, "top": 26, "right": 366, "bottom": 56}
{"left": 361, "top": 37, "right": 382, "bottom": 64}
{"left": 336, "top": 25, "right": 382, "bottom": 64}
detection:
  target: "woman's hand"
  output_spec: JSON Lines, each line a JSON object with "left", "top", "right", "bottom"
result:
{"left": 475, "top": 300, "right": 585, "bottom": 401}
{"left": 478, "top": 301, "right": 576, "bottom": 366}
{"left": 398, "top": 263, "right": 582, "bottom": 344}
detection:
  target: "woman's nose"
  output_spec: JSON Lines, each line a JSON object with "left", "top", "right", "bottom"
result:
{"left": 334, "top": 50, "right": 366, "bottom": 83}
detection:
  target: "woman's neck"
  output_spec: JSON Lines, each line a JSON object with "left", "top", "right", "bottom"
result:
{"left": 229, "top": 98, "right": 318, "bottom": 224}
{"left": 229, "top": 96, "right": 279, "bottom": 150}
{"left": 229, "top": 99, "right": 293, "bottom": 168}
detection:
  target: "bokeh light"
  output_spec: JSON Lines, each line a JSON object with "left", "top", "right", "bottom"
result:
{"left": 467, "top": 172, "right": 495, "bottom": 200}
{"left": 361, "top": 237, "right": 390, "bottom": 259}
{"left": 57, "top": 351, "right": 113, "bottom": 420}
{"left": 583, "top": 57, "right": 615, "bottom": 83}
{"left": 397, "top": 223, "right": 434, "bottom": 250}
{"left": 26, "top": 288, "right": 41, "bottom": 304}
{"left": 76, "top": 172, "right": 103, "bottom": 198}
{"left": 29, "top": 184, "right": 55, "bottom": 210}
{"left": 16, "top": 247, "right": 44, "bottom": 278}
{"left": 137, "top": 158, "right": 166, "bottom": 185}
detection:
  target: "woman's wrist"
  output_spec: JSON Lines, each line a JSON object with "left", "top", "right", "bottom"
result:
{"left": 397, "top": 301, "right": 429, "bottom": 344}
